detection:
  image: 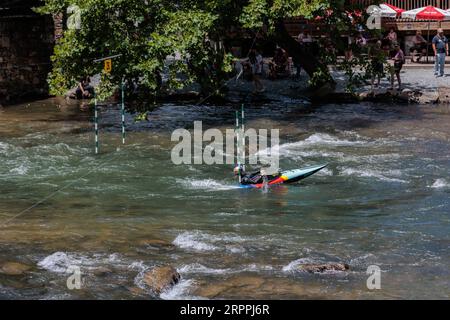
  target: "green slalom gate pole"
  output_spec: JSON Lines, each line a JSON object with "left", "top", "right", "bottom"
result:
{"left": 241, "top": 104, "right": 245, "bottom": 172}
{"left": 121, "top": 80, "right": 125, "bottom": 145}
{"left": 235, "top": 110, "right": 241, "bottom": 183}
{"left": 94, "top": 92, "right": 99, "bottom": 154}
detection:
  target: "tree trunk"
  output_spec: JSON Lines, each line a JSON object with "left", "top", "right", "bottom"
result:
{"left": 272, "top": 20, "right": 335, "bottom": 91}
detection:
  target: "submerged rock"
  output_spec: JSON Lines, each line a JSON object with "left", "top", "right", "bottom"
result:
{"left": 143, "top": 266, "right": 180, "bottom": 293}
{"left": 297, "top": 263, "right": 349, "bottom": 273}
{"left": 193, "top": 275, "right": 332, "bottom": 299}
{"left": 128, "top": 286, "right": 146, "bottom": 297}
{"left": 137, "top": 238, "right": 174, "bottom": 250}
{"left": 195, "top": 276, "right": 265, "bottom": 299}
{"left": 92, "top": 267, "right": 112, "bottom": 277}
{"left": 0, "top": 261, "right": 31, "bottom": 275}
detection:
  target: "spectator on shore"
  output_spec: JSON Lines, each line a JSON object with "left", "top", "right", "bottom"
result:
{"left": 385, "top": 28, "right": 398, "bottom": 46}
{"left": 297, "top": 30, "right": 313, "bottom": 45}
{"left": 411, "top": 30, "right": 427, "bottom": 63}
{"left": 390, "top": 44, "right": 404, "bottom": 90}
{"left": 355, "top": 32, "right": 367, "bottom": 52}
{"left": 248, "top": 48, "right": 265, "bottom": 93}
{"left": 76, "top": 76, "right": 94, "bottom": 99}
{"left": 370, "top": 40, "right": 385, "bottom": 89}
{"left": 269, "top": 47, "right": 289, "bottom": 80}
{"left": 355, "top": 32, "right": 367, "bottom": 48}
{"left": 432, "top": 28, "right": 449, "bottom": 77}
{"left": 345, "top": 35, "right": 353, "bottom": 60}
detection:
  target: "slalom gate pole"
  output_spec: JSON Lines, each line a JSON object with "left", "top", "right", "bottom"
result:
{"left": 235, "top": 110, "right": 241, "bottom": 183}
{"left": 241, "top": 104, "right": 245, "bottom": 172}
{"left": 94, "top": 92, "right": 99, "bottom": 154}
{"left": 121, "top": 80, "right": 125, "bottom": 144}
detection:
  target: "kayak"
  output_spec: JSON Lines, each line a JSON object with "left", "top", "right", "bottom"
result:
{"left": 239, "top": 164, "right": 328, "bottom": 189}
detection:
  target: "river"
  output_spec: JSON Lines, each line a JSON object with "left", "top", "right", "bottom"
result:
{"left": 0, "top": 97, "right": 449, "bottom": 299}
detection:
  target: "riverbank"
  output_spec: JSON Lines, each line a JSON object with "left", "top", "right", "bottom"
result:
{"left": 225, "top": 65, "right": 450, "bottom": 105}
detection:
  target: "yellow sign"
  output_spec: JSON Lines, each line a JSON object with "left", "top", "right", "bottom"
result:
{"left": 104, "top": 59, "right": 112, "bottom": 73}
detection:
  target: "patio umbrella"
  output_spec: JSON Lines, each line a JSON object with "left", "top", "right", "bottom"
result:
{"left": 401, "top": 6, "right": 450, "bottom": 61}
{"left": 401, "top": 6, "right": 450, "bottom": 20}
{"left": 379, "top": 3, "right": 404, "bottom": 18}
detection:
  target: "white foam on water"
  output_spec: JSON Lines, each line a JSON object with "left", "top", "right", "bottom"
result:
{"left": 9, "top": 164, "right": 29, "bottom": 175}
{"left": 131, "top": 261, "right": 152, "bottom": 291}
{"left": 160, "top": 279, "right": 202, "bottom": 300}
{"left": 0, "top": 142, "right": 11, "bottom": 154}
{"left": 178, "top": 179, "right": 240, "bottom": 191}
{"left": 256, "top": 133, "right": 369, "bottom": 160}
{"left": 33, "top": 143, "right": 88, "bottom": 156}
{"left": 128, "top": 261, "right": 148, "bottom": 272}
{"left": 173, "top": 232, "right": 219, "bottom": 252}
{"left": 316, "top": 167, "right": 333, "bottom": 176}
{"left": 339, "top": 168, "right": 407, "bottom": 183}
{"left": 282, "top": 258, "right": 316, "bottom": 272}
{"left": 257, "top": 132, "right": 397, "bottom": 161}
{"left": 349, "top": 253, "right": 377, "bottom": 267}
{"left": 430, "top": 179, "right": 450, "bottom": 189}
{"left": 37, "top": 252, "right": 82, "bottom": 273}
{"left": 178, "top": 263, "right": 231, "bottom": 275}
{"left": 243, "top": 264, "right": 274, "bottom": 272}
{"left": 226, "top": 245, "right": 246, "bottom": 254}
{"left": 172, "top": 231, "right": 255, "bottom": 253}
{"left": 38, "top": 252, "right": 126, "bottom": 273}
{"left": 214, "top": 212, "right": 241, "bottom": 217}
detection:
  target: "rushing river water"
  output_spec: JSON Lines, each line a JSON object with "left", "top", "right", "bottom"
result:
{"left": 0, "top": 97, "right": 449, "bottom": 299}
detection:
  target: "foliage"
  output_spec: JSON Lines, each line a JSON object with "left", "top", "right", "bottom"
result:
{"left": 37, "top": 0, "right": 234, "bottom": 102}
{"left": 38, "top": 0, "right": 384, "bottom": 101}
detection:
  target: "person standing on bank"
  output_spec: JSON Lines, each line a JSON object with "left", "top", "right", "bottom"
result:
{"left": 248, "top": 48, "right": 265, "bottom": 93}
{"left": 432, "top": 28, "right": 449, "bottom": 77}
{"left": 390, "top": 44, "right": 404, "bottom": 91}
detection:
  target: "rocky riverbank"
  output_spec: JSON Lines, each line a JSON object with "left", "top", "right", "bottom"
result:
{"left": 225, "top": 65, "right": 450, "bottom": 105}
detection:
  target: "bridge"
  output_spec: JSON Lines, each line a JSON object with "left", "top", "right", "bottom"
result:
{"left": 0, "top": 0, "right": 60, "bottom": 105}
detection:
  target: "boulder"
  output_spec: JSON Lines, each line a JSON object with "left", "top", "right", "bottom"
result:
{"left": 438, "top": 86, "right": 450, "bottom": 104}
{"left": 418, "top": 90, "right": 439, "bottom": 104}
{"left": 128, "top": 286, "right": 146, "bottom": 297}
{"left": 143, "top": 266, "right": 180, "bottom": 293}
{"left": 297, "top": 263, "right": 349, "bottom": 273}
{"left": 137, "top": 238, "right": 174, "bottom": 249}
{"left": 0, "top": 262, "right": 31, "bottom": 275}
{"left": 92, "top": 267, "right": 112, "bottom": 277}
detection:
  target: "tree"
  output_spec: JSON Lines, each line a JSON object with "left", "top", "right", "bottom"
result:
{"left": 37, "top": 0, "right": 380, "bottom": 102}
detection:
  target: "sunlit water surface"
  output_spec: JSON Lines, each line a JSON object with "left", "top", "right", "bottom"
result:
{"left": 0, "top": 97, "right": 449, "bottom": 299}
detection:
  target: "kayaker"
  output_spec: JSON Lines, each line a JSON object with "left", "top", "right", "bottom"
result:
{"left": 233, "top": 166, "right": 277, "bottom": 185}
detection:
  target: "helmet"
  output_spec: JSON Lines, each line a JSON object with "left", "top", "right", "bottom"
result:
{"left": 233, "top": 166, "right": 241, "bottom": 175}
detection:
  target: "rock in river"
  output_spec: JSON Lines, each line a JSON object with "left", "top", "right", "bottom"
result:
{"left": 297, "top": 263, "right": 349, "bottom": 273}
{"left": 143, "top": 266, "right": 180, "bottom": 293}
{"left": 0, "top": 262, "right": 31, "bottom": 275}
{"left": 137, "top": 238, "right": 174, "bottom": 250}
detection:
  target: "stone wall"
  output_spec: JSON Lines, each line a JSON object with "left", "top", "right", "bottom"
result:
{"left": 0, "top": 14, "right": 55, "bottom": 105}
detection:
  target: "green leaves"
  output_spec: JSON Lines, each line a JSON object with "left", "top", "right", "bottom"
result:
{"left": 39, "top": 0, "right": 382, "bottom": 102}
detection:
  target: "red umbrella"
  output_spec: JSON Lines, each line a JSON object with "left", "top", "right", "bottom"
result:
{"left": 379, "top": 3, "right": 405, "bottom": 18}
{"left": 401, "top": 6, "right": 450, "bottom": 62}
{"left": 401, "top": 6, "right": 450, "bottom": 20}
